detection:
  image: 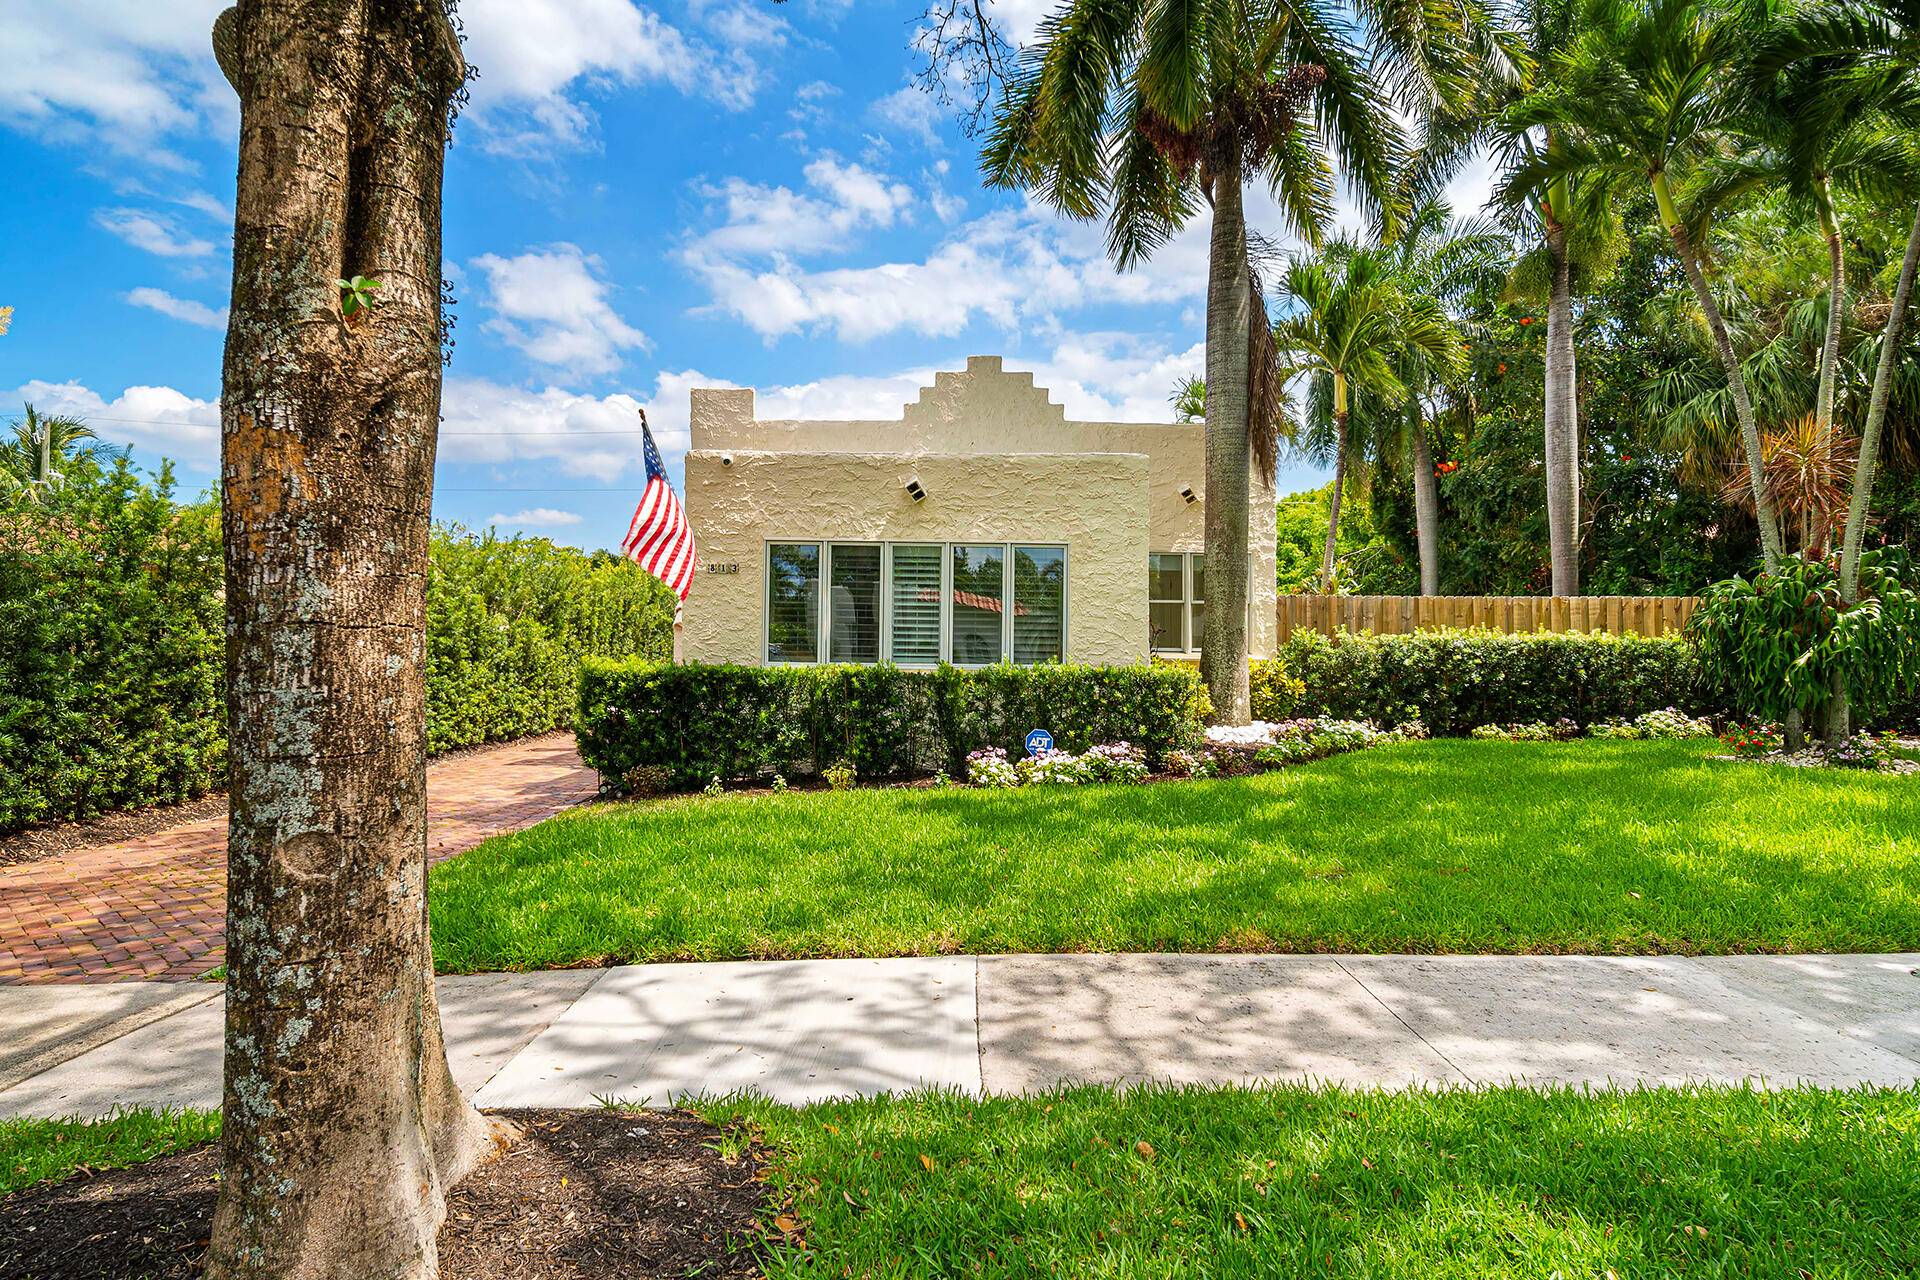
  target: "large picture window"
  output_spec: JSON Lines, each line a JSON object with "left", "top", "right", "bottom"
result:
{"left": 828, "top": 544, "right": 881, "bottom": 663}
{"left": 766, "top": 541, "right": 1065, "bottom": 666}
{"left": 950, "top": 544, "right": 1006, "bottom": 664}
{"left": 1148, "top": 552, "right": 1204, "bottom": 654}
{"left": 767, "top": 543, "right": 820, "bottom": 663}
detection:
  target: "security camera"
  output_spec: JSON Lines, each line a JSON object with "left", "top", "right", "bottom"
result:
{"left": 904, "top": 476, "right": 927, "bottom": 503}
{"left": 720, "top": 452, "right": 733, "bottom": 466}
{"left": 1179, "top": 483, "right": 1198, "bottom": 505}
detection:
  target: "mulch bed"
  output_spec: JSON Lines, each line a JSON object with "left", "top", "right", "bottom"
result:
{"left": 0, "top": 1109, "right": 778, "bottom": 1280}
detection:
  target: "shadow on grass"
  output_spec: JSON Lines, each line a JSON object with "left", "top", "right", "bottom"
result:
{"left": 715, "top": 1082, "right": 1920, "bottom": 1279}
{"left": 428, "top": 740, "right": 1920, "bottom": 971}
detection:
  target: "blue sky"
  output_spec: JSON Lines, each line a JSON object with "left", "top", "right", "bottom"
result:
{"left": 1, "top": 0, "right": 1370, "bottom": 550}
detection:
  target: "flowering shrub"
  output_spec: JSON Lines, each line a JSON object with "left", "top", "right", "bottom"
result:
{"left": 966, "top": 747, "right": 1019, "bottom": 788}
{"left": 1720, "top": 723, "right": 1781, "bottom": 758}
{"left": 1825, "top": 731, "right": 1898, "bottom": 770}
{"left": 823, "top": 759, "right": 857, "bottom": 790}
{"left": 1016, "top": 742, "right": 1149, "bottom": 786}
{"left": 1592, "top": 707, "right": 1715, "bottom": 740}
{"left": 1163, "top": 748, "right": 1217, "bottom": 778}
{"left": 1470, "top": 718, "right": 1579, "bottom": 741}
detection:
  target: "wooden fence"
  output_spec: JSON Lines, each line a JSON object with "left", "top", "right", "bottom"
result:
{"left": 1275, "top": 594, "right": 1699, "bottom": 640}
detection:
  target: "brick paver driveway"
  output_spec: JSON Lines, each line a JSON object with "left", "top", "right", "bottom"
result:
{"left": 0, "top": 735, "right": 598, "bottom": 984}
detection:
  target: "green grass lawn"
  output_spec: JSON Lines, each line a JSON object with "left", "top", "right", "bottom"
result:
{"left": 705, "top": 1082, "right": 1920, "bottom": 1278}
{"left": 1, "top": 1108, "right": 218, "bottom": 1195}
{"left": 429, "top": 738, "right": 1920, "bottom": 970}
{"left": 12, "top": 1086, "right": 1917, "bottom": 1278}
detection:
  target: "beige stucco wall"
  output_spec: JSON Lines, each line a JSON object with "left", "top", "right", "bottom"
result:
{"left": 681, "top": 355, "right": 1277, "bottom": 664}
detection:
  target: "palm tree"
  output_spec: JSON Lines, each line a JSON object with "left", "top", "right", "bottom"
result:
{"left": 1762, "top": 0, "right": 1920, "bottom": 739}
{"left": 982, "top": 0, "right": 1503, "bottom": 723}
{"left": 0, "top": 405, "right": 110, "bottom": 498}
{"left": 1774, "top": 0, "right": 1920, "bottom": 602}
{"left": 1709, "top": 39, "right": 1919, "bottom": 442}
{"left": 1378, "top": 201, "right": 1508, "bottom": 592}
{"left": 1415, "top": 0, "right": 1613, "bottom": 595}
{"left": 1277, "top": 241, "right": 1467, "bottom": 588}
{"left": 1170, "top": 374, "right": 1208, "bottom": 422}
{"left": 1508, "top": 0, "right": 1788, "bottom": 571}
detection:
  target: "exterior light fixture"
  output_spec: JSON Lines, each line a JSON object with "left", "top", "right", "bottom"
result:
{"left": 1179, "top": 483, "right": 1198, "bottom": 505}
{"left": 904, "top": 476, "right": 927, "bottom": 503}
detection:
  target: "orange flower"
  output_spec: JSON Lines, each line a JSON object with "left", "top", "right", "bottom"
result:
{"left": 1518, "top": 316, "right": 1534, "bottom": 325}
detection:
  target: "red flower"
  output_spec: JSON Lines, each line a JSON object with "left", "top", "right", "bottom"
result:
{"left": 1518, "top": 316, "right": 1534, "bottom": 325}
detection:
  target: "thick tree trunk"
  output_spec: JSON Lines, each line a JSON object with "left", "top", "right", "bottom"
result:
{"left": 1411, "top": 422, "right": 1440, "bottom": 595}
{"left": 1321, "top": 408, "right": 1347, "bottom": 592}
{"left": 1654, "top": 173, "right": 1784, "bottom": 571}
{"left": 204, "top": 4, "right": 495, "bottom": 1278}
{"left": 1830, "top": 201, "right": 1920, "bottom": 744}
{"left": 1543, "top": 219, "right": 1580, "bottom": 595}
{"left": 1200, "top": 155, "right": 1252, "bottom": 726}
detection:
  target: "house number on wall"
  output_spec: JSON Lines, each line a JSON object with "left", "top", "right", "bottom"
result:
{"left": 703, "top": 562, "right": 740, "bottom": 574}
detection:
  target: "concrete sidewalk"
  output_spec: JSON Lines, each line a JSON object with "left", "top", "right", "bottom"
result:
{"left": 2, "top": 953, "right": 1915, "bottom": 1119}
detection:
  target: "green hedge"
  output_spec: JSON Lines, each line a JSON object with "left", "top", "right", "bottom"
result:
{"left": 0, "top": 461, "right": 225, "bottom": 832}
{"left": 0, "top": 461, "right": 672, "bottom": 833}
{"left": 1250, "top": 629, "right": 1709, "bottom": 733}
{"left": 576, "top": 660, "right": 1210, "bottom": 789}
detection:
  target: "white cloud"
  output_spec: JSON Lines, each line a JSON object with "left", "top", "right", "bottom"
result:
{"left": 487, "top": 507, "right": 584, "bottom": 528}
{"left": 679, "top": 164, "right": 1319, "bottom": 346}
{"left": 470, "top": 244, "right": 648, "bottom": 375}
{"left": 925, "top": 160, "right": 966, "bottom": 223}
{"left": 688, "top": 155, "right": 916, "bottom": 259}
{"left": 686, "top": 198, "right": 1211, "bottom": 343}
{"left": 0, "top": 1, "right": 232, "bottom": 162}
{"left": 440, "top": 371, "right": 704, "bottom": 478}
{"left": 10, "top": 379, "right": 222, "bottom": 470}
{"left": 713, "top": 334, "right": 1205, "bottom": 425}
{"left": 126, "top": 287, "right": 227, "bottom": 329}
{"left": 95, "top": 208, "right": 217, "bottom": 258}
{"left": 457, "top": 0, "right": 783, "bottom": 152}
{"left": 871, "top": 85, "right": 943, "bottom": 148}
{"left": 987, "top": 0, "right": 1059, "bottom": 47}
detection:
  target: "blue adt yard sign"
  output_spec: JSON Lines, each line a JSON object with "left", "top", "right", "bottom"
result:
{"left": 1025, "top": 728, "right": 1054, "bottom": 756}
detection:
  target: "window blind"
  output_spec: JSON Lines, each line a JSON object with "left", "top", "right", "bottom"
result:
{"left": 889, "top": 544, "right": 942, "bottom": 665}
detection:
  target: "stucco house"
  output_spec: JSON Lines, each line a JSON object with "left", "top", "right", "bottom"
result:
{"left": 678, "top": 355, "right": 1277, "bottom": 668}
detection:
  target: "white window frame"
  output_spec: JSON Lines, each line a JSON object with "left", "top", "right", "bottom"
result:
{"left": 764, "top": 539, "right": 1066, "bottom": 667}
{"left": 765, "top": 540, "right": 823, "bottom": 666}
{"left": 1148, "top": 551, "right": 1204, "bottom": 655}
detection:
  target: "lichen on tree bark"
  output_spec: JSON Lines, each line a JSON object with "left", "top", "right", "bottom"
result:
{"left": 205, "top": 3, "right": 499, "bottom": 1277}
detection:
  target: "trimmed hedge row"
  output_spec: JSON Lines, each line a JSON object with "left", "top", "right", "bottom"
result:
{"left": 1250, "top": 629, "right": 1709, "bottom": 733}
{"left": 576, "top": 660, "right": 1211, "bottom": 789}
{"left": 1, "top": 459, "right": 673, "bottom": 832}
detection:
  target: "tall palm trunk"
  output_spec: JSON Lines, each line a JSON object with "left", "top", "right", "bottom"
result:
{"left": 1815, "top": 178, "right": 1846, "bottom": 437}
{"left": 1829, "top": 202, "right": 1920, "bottom": 741}
{"left": 1321, "top": 372, "right": 1349, "bottom": 591}
{"left": 205, "top": 4, "right": 493, "bottom": 1277}
{"left": 1200, "top": 154, "right": 1253, "bottom": 726}
{"left": 1543, "top": 216, "right": 1580, "bottom": 595}
{"left": 1411, "top": 420, "right": 1441, "bottom": 595}
{"left": 1653, "top": 171, "right": 1785, "bottom": 570}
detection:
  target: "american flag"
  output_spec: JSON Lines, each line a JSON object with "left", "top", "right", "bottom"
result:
{"left": 621, "top": 411, "right": 696, "bottom": 605}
